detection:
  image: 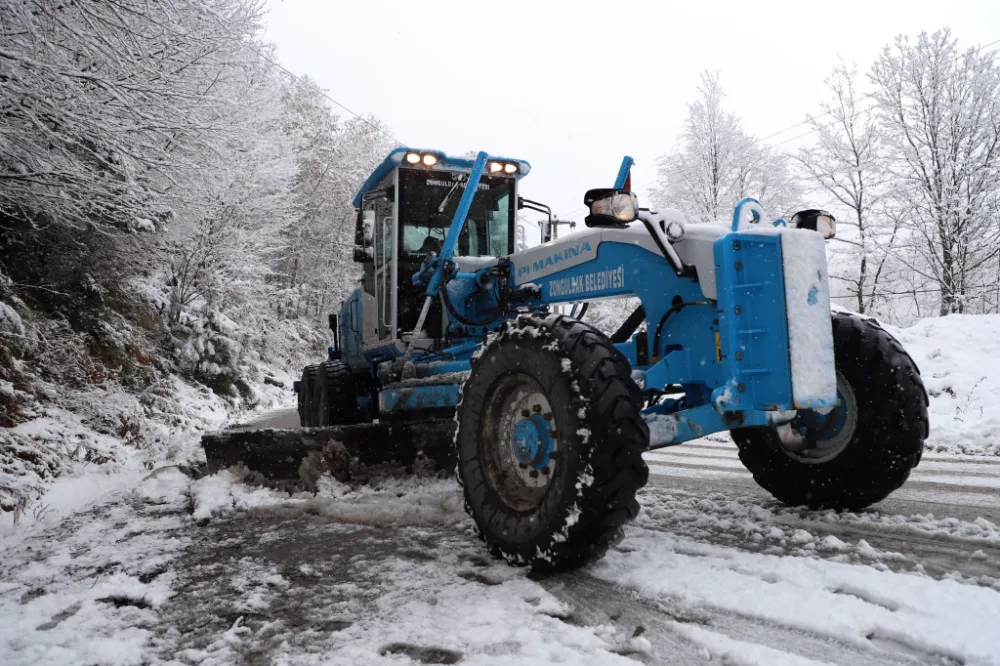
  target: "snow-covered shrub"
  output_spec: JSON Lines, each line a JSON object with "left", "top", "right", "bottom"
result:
{"left": 172, "top": 306, "right": 256, "bottom": 403}
{"left": 0, "top": 301, "right": 24, "bottom": 339}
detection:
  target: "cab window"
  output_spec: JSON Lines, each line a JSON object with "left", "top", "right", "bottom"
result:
{"left": 398, "top": 169, "right": 514, "bottom": 258}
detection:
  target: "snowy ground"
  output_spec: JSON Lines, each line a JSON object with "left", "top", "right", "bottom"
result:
{"left": 4, "top": 314, "right": 1000, "bottom": 664}
{"left": 3, "top": 431, "right": 1000, "bottom": 665}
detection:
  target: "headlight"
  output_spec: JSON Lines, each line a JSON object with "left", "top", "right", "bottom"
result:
{"left": 489, "top": 161, "right": 504, "bottom": 173}
{"left": 405, "top": 152, "right": 421, "bottom": 165}
{"left": 591, "top": 192, "right": 638, "bottom": 222}
{"left": 503, "top": 163, "right": 518, "bottom": 174}
{"left": 422, "top": 154, "right": 438, "bottom": 166}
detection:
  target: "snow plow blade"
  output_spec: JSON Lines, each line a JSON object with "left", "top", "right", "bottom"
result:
{"left": 201, "top": 419, "right": 457, "bottom": 485}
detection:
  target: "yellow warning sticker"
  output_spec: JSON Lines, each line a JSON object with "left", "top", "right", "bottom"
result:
{"left": 714, "top": 332, "right": 722, "bottom": 363}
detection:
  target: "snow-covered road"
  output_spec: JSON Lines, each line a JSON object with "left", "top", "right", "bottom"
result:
{"left": 3, "top": 427, "right": 1000, "bottom": 665}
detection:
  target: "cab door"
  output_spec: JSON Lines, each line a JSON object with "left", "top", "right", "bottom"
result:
{"left": 360, "top": 192, "right": 396, "bottom": 348}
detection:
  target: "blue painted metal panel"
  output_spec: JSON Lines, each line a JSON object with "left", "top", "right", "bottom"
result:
{"left": 712, "top": 231, "right": 794, "bottom": 412}
{"left": 352, "top": 147, "right": 531, "bottom": 207}
{"left": 613, "top": 339, "right": 640, "bottom": 367}
{"left": 363, "top": 343, "right": 402, "bottom": 365}
{"left": 339, "top": 289, "right": 367, "bottom": 370}
{"left": 614, "top": 156, "right": 635, "bottom": 189}
{"left": 652, "top": 305, "right": 724, "bottom": 388}
{"left": 413, "top": 360, "right": 471, "bottom": 377}
{"left": 379, "top": 384, "right": 461, "bottom": 414}
{"left": 643, "top": 403, "right": 772, "bottom": 449}
{"left": 529, "top": 241, "right": 663, "bottom": 303}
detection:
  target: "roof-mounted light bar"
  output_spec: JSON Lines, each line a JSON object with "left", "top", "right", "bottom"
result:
{"left": 404, "top": 151, "right": 439, "bottom": 167}
{"left": 488, "top": 160, "right": 518, "bottom": 176}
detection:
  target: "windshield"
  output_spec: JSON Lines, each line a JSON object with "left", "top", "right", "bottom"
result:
{"left": 398, "top": 168, "right": 514, "bottom": 258}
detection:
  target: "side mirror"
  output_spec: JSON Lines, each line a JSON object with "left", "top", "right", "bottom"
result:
{"left": 790, "top": 209, "right": 836, "bottom": 238}
{"left": 353, "top": 209, "right": 376, "bottom": 262}
{"left": 584, "top": 188, "right": 638, "bottom": 227}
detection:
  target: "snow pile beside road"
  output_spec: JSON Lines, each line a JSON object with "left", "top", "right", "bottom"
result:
{"left": 891, "top": 314, "right": 1000, "bottom": 456}
{"left": 1, "top": 371, "right": 293, "bottom": 523}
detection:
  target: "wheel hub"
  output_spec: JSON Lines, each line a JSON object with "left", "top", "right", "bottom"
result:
{"left": 512, "top": 413, "right": 555, "bottom": 470}
{"left": 778, "top": 370, "right": 858, "bottom": 464}
{"left": 480, "top": 375, "right": 558, "bottom": 512}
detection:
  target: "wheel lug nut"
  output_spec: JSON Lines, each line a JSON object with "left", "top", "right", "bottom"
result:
{"left": 519, "top": 463, "right": 528, "bottom": 469}
{"left": 529, "top": 470, "right": 540, "bottom": 478}
{"left": 521, "top": 409, "right": 530, "bottom": 417}
{"left": 541, "top": 466, "right": 551, "bottom": 475}
{"left": 532, "top": 404, "right": 542, "bottom": 413}
{"left": 550, "top": 430, "right": 557, "bottom": 438}
{"left": 543, "top": 413, "right": 553, "bottom": 421}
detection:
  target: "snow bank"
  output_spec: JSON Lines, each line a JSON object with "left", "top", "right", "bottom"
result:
{"left": 892, "top": 314, "right": 1000, "bottom": 456}
{"left": 0, "top": 300, "right": 25, "bottom": 337}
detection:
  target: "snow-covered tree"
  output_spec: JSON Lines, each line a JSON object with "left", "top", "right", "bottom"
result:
{"left": 871, "top": 29, "right": 1000, "bottom": 315}
{"left": 797, "top": 62, "right": 900, "bottom": 315}
{"left": 0, "top": 0, "right": 395, "bottom": 418}
{"left": 0, "top": 0, "right": 268, "bottom": 233}
{"left": 652, "top": 71, "right": 801, "bottom": 222}
{"left": 272, "top": 77, "right": 393, "bottom": 322}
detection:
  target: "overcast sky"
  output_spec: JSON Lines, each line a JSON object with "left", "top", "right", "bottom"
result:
{"left": 263, "top": 0, "right": 1000, "bottom": 226}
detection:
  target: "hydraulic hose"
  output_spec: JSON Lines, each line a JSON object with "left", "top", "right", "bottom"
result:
{"left": 440, "top": 275, "right": 506, "bottom": 327}
{"left": 651, "top": 301, "right": 714, "bottom": 360}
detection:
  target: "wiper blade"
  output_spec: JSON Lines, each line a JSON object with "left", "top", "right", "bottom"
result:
{"left": 437, "top": 181, "right": 461, "bottom": 213}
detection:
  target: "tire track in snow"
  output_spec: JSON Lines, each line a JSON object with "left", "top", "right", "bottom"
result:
{"left": 534, "top": 571, "right": 926, "bottom": 665}
{"left": 638, "top": 449, "right": 1000, "bottom": 588}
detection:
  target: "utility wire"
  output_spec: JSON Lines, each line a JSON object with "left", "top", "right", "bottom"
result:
{"left": 761, "top": 37, "right": 1000, "bottom": 143}
{"left": 239, "top": 41, "right": 403, "bottom": 241}
{"left": 556, "top": 38, "right": 1000, "bottom": 220}
{"left": 829, "top": 281, "right": 1000, "bottom": 298}
{"left": 243, "top": 42, "right": 401, "bottom": 145}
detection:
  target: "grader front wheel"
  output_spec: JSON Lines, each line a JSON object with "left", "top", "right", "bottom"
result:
{"left": 733, "top": 312, "right": 929, "bottom": 511}
{"left": 456, "top": 313, "right": 649, "bottom": 571}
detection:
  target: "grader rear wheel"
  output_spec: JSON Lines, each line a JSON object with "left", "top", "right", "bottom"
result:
{"left": 317, "top": 360, "right": 359, "bottom": 426}
{"left": 299, "top": 364, "right": 320, "bottom": 427}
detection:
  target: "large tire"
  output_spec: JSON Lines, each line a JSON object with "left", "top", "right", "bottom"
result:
{"left": 456, "top": 313, "right": 649, "bottom": 571}
{"left": 317, "top": 360, "right": 359, "bottom": 426}
{"left": 733, "top": 311, "right": 929, "bottom": 511}
{"left": 299, "top": 364, "right": 320, "bottom": 427}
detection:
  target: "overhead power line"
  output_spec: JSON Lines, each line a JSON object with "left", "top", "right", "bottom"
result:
{"left": 243, "top": 42, "right": 401, "bottom": 145}
{"left": 556, "top": 37, "right": 1000, "bottom": 220}
{"left": 761, "top": 37, "right": 1000, "bottom": 143}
